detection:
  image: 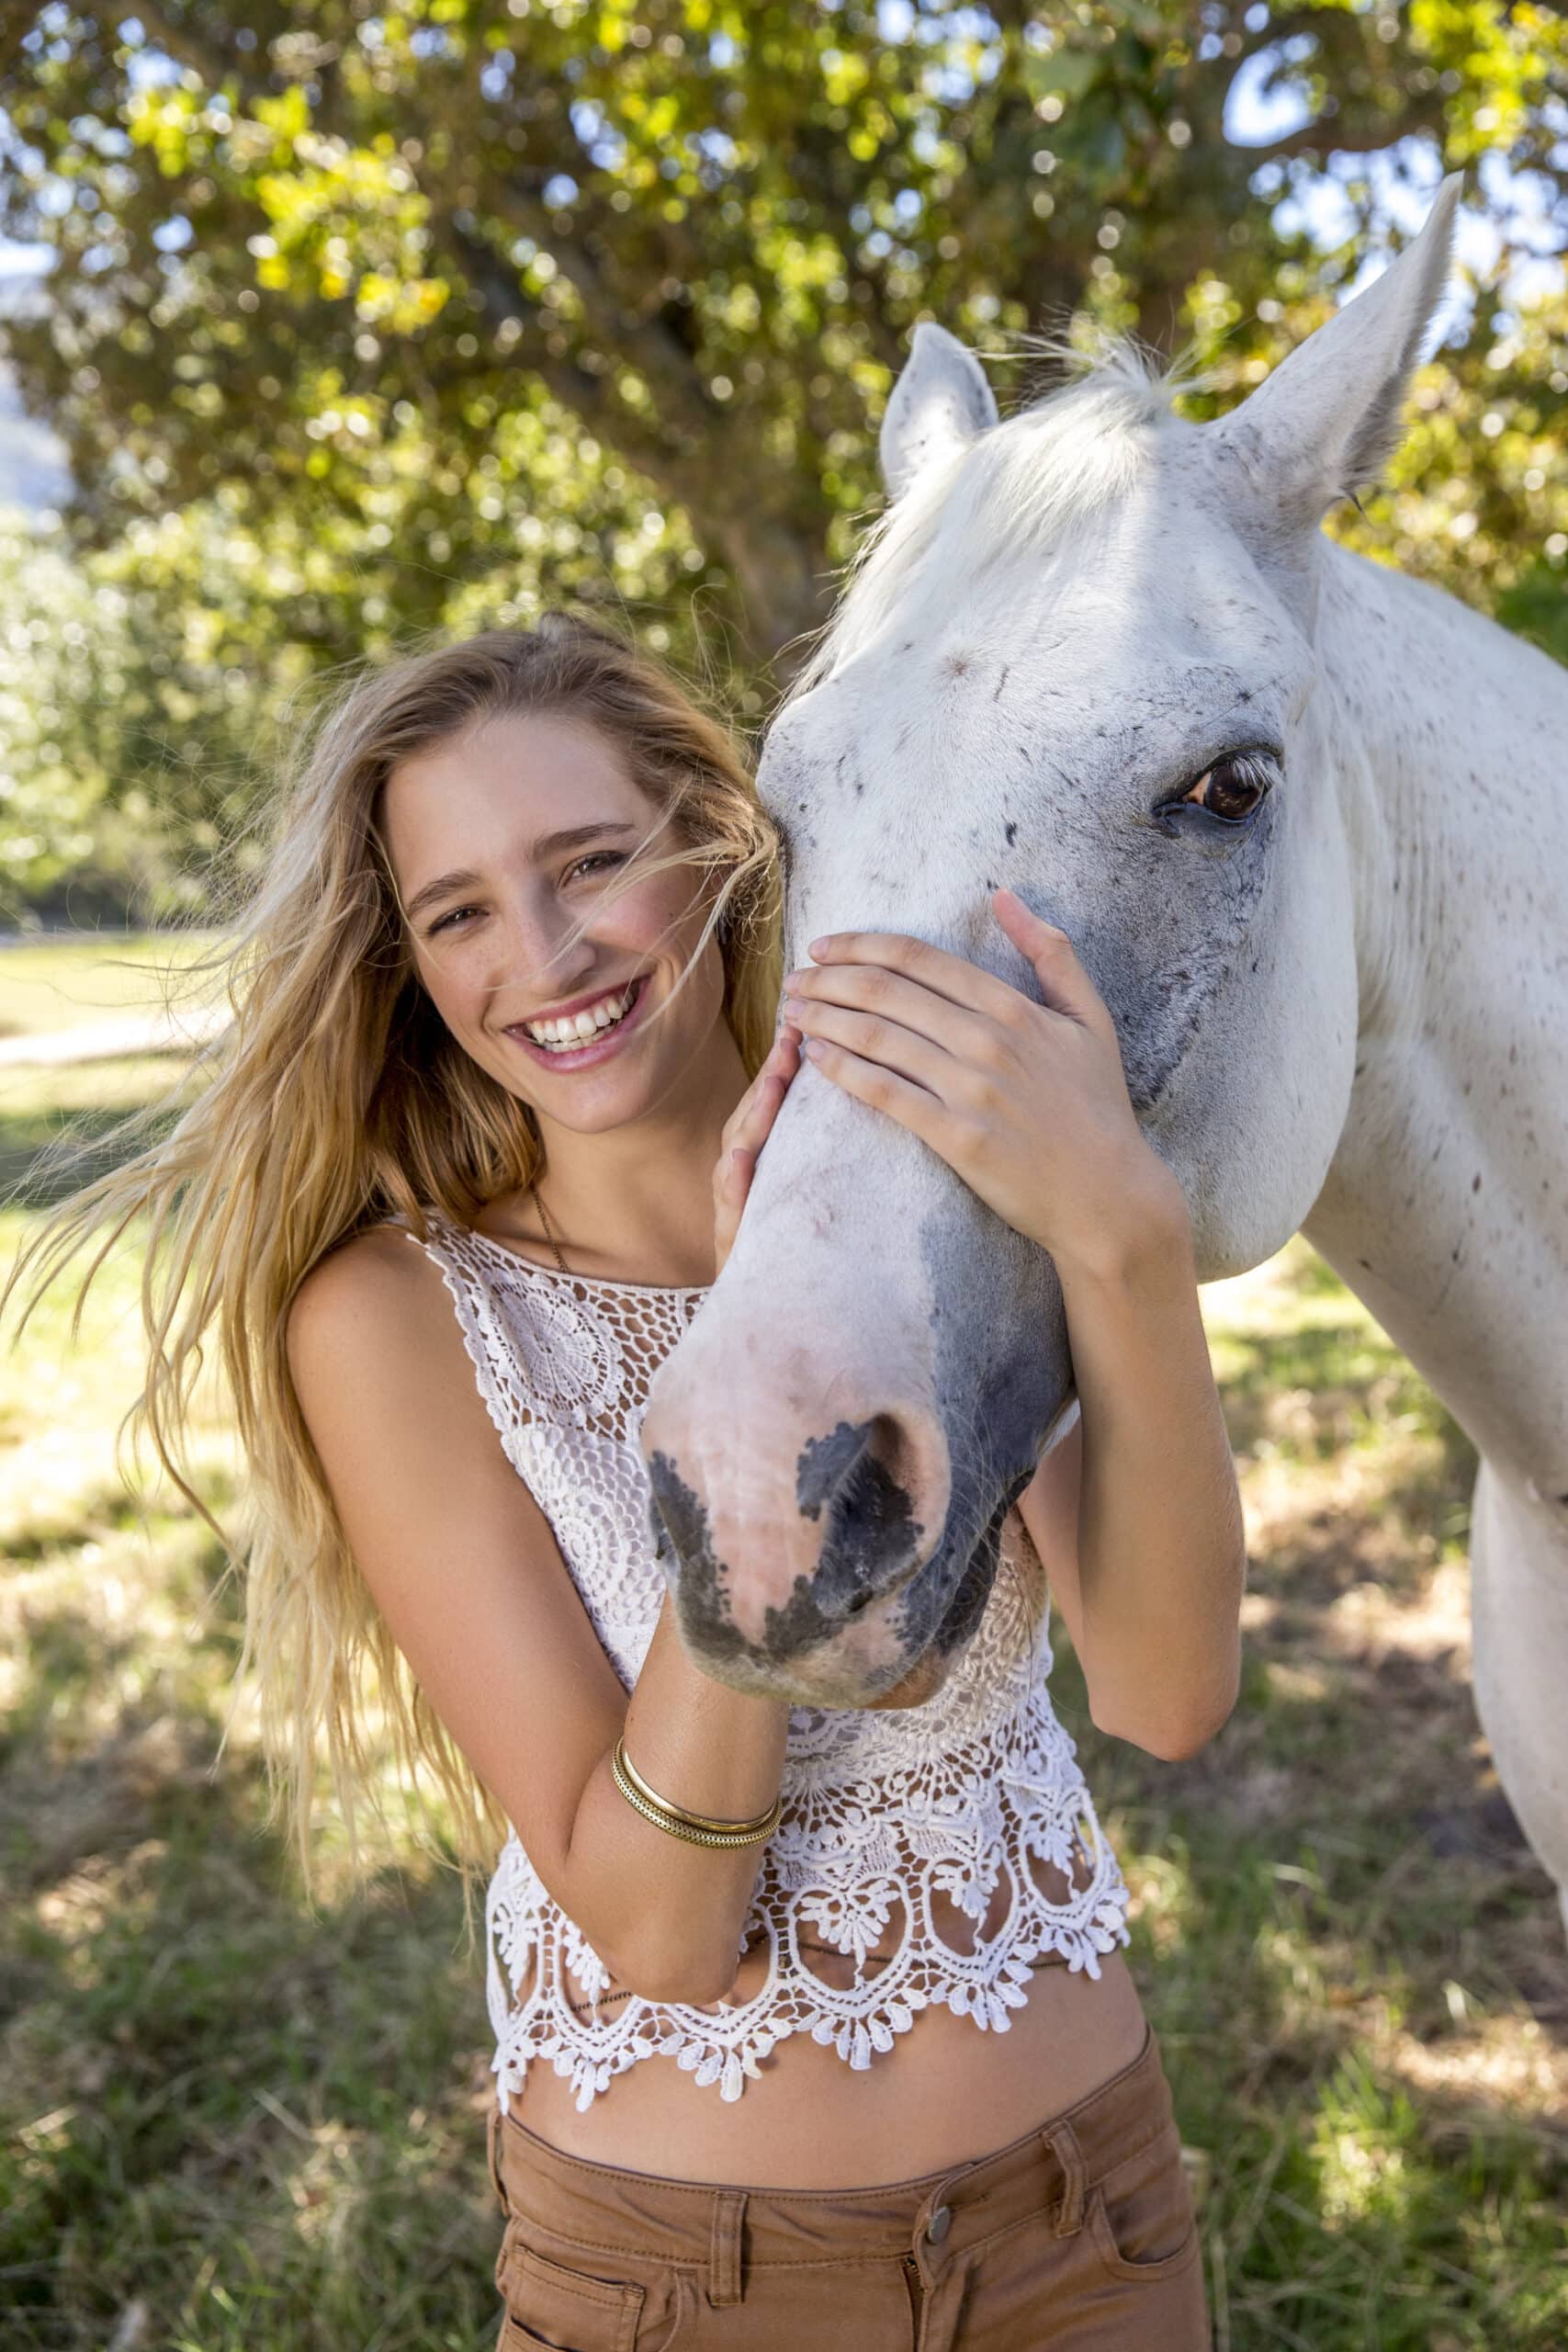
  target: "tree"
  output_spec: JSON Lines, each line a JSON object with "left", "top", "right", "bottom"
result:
{"left": 0, "top": 3, "right": 1562, "bottom": 908}
{"left": 0, "top": 512, "right": 122, "bottom": 916}
{"left": 4, "top": 1, "right": 1564, "bottom": 664}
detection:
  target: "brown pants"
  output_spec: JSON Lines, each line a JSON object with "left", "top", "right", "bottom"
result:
{"left": 485, "top": 2023, "right": 1209, "bottom": 2349}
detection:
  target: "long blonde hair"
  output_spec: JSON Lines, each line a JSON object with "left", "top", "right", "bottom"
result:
{"left": 2, "top": 614, "right": 784, "bottom": 1929}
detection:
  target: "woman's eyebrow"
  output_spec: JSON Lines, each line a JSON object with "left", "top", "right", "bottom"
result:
{"left": 404, "top": 867, "right": 482, "bottom": 922}
{"left": 403, "top": 822, "right": 640, "bottom": 921}
{"left": 533, "top": 820, "right": 641, "bottom": 860}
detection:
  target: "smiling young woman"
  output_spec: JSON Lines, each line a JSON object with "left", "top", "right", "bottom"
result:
{"left": 6, "top": 614, "right": 1242, "bottom": 2349}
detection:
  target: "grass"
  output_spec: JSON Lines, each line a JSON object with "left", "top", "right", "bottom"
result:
{"left": 0, "top": 931, "right": 225, "bottom": 1040}
{"left": 0, "top": 930, "right": 228, "bottom": 1210}
{"left": 1, "top": 944, "right": 1564, "bottom": 2349}
{"left": 0, "top": 1057, "right": 195, "bottom": 1212}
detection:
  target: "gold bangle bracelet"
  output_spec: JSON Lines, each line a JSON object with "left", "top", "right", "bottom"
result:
{"left": 612, "top": 1765, "right": 776, "bottom": 1849}
{"left": 611, "top": 1736, "right": 782, "bottom": 1848}
{"left": 615, "top": 1735, "right": 780, "bottom": 1833}
{"left": 613, "top": 1735, "right": 783, "bottom": 1841}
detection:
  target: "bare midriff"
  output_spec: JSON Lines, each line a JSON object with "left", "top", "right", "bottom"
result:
{"left": 506, "top": 1868, "right": 1146, "bottom": 2188}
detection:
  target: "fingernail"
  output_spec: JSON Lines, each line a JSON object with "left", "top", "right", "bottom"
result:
{"left": 803, "top": 1036, "right": 826, "bottom": 1058}
{"left": 807, "top": 937, "right": 829, "bottom": 956}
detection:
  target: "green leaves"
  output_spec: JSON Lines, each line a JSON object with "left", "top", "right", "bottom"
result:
{"left": 0, "top": 0, "right": 1562, "bottom": 910}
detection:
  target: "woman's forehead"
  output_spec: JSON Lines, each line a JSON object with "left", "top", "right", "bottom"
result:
{"left": 382, "top": 710, "right": 651, "bottom": 857}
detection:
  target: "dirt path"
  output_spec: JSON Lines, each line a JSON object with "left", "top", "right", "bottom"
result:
{"left": 0, "top": 1005, "right": 229, "bottom": 1068}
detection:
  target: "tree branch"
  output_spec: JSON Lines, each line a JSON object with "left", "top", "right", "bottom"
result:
{"left": 464, "top": 172, "right": 720, "bottom": 441}
{"left": 437, "top": 216, "right": 718, "bottom": 514}
{"left": 1236, "top": 104, "right": 1448, "bottom": 166}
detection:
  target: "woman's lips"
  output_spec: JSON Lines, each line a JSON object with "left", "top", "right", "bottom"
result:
{"left": 502, "top": 974, "right": 651, "bottom": 1071}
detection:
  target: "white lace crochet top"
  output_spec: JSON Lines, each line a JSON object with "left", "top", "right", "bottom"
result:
{"left": 394, "top": 1204, "right": 1129, "bottom": 2114}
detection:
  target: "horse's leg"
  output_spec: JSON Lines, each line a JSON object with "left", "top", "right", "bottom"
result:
{"left": 1469, "top": 1456, "right": 1568, "bottom": 1940}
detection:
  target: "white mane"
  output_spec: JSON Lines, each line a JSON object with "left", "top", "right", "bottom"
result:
{"left": 790, "top": 338, "right": 1188, "bottom": 694}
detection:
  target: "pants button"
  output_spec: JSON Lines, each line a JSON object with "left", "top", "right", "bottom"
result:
{"left": 927, "top": 2203, "right": 953, "bottom": 2244}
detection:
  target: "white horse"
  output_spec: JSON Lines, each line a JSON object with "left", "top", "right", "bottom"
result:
{"left": 640, "top": 176, "right": 1568, "bottom": 1933}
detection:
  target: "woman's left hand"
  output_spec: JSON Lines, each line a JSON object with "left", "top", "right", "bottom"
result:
{"left": 780, "top": 887, "right": 1185, "bottom": 1276}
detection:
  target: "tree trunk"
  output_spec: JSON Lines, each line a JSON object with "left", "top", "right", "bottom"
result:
{"left": 703, "top": 503, "right": 841, "bottom": 683}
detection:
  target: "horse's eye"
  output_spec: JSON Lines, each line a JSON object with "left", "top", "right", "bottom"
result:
{"left": 1180, "top": 751, "right": 1276, "bottom": 823}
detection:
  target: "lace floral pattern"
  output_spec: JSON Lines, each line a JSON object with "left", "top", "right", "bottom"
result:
{"left": 394, "top": 1205, "right": 1130, "bottom": 2112}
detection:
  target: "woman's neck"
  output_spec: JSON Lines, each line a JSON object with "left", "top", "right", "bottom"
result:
{"left": 486, "top": 1016, "right": 751, "bottom": 1288}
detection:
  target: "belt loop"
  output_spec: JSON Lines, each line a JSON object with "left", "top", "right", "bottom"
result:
{"left": 486, "top": 2101, "right": 509, "bottom": 2215}
{"left": 1042, "top": 2118, "right": 1087, "bottom": 2237}
{"left": 708, "top": 2188, "right": 747, "bottom": 2308}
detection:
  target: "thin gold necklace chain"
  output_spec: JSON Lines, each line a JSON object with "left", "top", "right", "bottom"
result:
{"left": 529, "top": 1182, "right": 571, "bottom": 1276}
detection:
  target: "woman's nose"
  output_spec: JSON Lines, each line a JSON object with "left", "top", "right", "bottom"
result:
{"left": 489, "top": 897, "right": 599, "bottom": 999}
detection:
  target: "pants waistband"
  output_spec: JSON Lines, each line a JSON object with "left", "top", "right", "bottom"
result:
{"left": 491, "top": 2020, "right": 1172, "bottom": 2275}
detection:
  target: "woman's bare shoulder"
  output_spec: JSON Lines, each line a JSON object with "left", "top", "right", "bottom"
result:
{"left": 286, "top": 1220, "right": 454, "bottom": 1384}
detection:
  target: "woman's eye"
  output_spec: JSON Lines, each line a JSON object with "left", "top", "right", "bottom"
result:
{"left": 1177, "top": 751, "right": 1277, "bottom": 824}
{"left": 567, "top": 851, "right": 625, "bottom": 882}
{"left": 430, "top": 903, "right": 481, "bottom": 934}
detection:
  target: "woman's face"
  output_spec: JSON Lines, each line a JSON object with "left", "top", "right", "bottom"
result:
{"left": 380, "top": 709, "right": 728, "bottom": 1135}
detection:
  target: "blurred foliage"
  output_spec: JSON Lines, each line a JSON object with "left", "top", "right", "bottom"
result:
{"left": 0, "top": 513, "right": 118, "bottom": 906}
{"left": 0, "top": 0, "right": 1563, "bottom": 917}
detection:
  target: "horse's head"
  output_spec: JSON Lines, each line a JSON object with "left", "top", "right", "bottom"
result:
{"left": 642, "top": 178, "right": 1461, "bottom": 1707}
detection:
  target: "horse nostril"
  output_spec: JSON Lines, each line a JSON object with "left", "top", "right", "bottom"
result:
{"left": 797, "top": 1413, "right": 925, "bottom": 1621}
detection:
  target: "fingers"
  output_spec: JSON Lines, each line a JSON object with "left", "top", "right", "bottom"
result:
{"left": 716, "top": 1141, "right": 754, "bottom": 1202}
{"left": 716, "top": 1025, "right": 802, "bottom": 1187}
{"left": 782, "top": 958, "right": 1012, "bottom": 1065}
{"left": 791, "top": 1032, "right": 954, "bottom": 1156}
{"left": 713, "top": 1025, "right": 802, "bottom": 1274}
{"left": 989, "top": 889, "right": 1107, "bottom": 1027}
{"left": 802, "top": 929, "right": 1022, "bottom": 1023}
{"left": 720, "top": 1023, "right": 801, "bottom": 1150}
{"left": 797, "top": 917, "right": 1096, "bottom": 1036}
{"left": 744, "top": 1026, "right": 803, "bottom": 1146}
{"left": 789, "top": 996, "right": 959, "bottom": 1102}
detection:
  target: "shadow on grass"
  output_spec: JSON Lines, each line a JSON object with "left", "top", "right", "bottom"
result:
{"left": 0, "top": 1095, "right": 186, "bottom": 1214}
{"left": 1219, "top": 1317, "right": 1477, "bottom": 1468}
{"left": 1217, "top": 1299, "right": 1481, "bottom": 1611}
{"left": 1, "top": 1657, "right": 505, "bottom": 2352}
{"left": 1053, "top": 1517, "right": 1568, "bottom": 2350}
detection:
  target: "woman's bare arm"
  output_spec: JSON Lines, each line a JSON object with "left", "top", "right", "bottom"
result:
{"left": 288, "top": 1227, "right": 787, "bottom": 2006}
{"left": 1016, "top": 1200, "right": 1246, "bottom": 1761}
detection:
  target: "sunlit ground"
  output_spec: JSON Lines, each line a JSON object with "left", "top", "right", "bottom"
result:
{"left": 1, "top": 940, "right": 1564, "bottom": 2350}
{"left": 0, "top": 929, "right": 224, "bottom": 1036}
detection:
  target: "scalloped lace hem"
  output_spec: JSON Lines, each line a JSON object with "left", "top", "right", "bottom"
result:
{"left": 491, "top": 1885, "right": 1131, "bottom": 2116}
{"left": 485, "top": 1774, "right": 1131, "bottom": 2114}
{"left": 491, "top": 1895, "right": 1132, "bottom": 2116}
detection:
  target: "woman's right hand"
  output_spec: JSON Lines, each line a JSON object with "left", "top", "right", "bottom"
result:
{"left": 712, "top": 1018, "right": 804, "bottom": 1279}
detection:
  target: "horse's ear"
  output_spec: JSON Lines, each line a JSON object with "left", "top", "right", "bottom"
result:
{"left": 1205, "top": 173, "right": 1462, "bottom": 539}
{"left": 879, "top": 322, "right": 999, "bottom": 501}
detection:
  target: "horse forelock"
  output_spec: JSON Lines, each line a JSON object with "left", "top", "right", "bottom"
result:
{"left": 790, "top": 337, "right": 1192, "bottom": 695}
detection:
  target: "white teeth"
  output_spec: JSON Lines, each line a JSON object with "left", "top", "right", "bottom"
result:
{"left": 521, "top": 982, "right": 637, "bottom": 1049}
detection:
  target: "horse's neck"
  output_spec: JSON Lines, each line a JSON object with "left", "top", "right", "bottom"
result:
{"left": 1303, "top": 542, "right": 1568, "bottom": 1487}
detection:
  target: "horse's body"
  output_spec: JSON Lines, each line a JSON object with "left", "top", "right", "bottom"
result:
{"left": 640, "top": 178, "right": 1568, "bottom": 1929}
{"left": 1301, "top": 542, "right": 1568, "bottom": 1930}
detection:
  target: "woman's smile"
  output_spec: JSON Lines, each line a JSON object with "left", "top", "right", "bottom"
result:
{"left": 502, "top": 969, "right": 654, "bottom": 1072}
